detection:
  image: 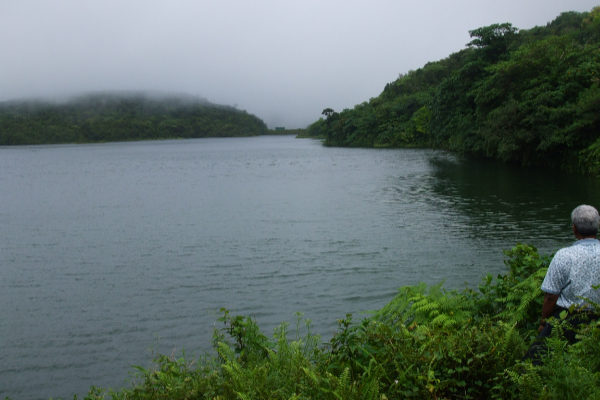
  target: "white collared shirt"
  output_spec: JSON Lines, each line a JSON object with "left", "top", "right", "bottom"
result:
{"left": 541, "top": 238, "right": 600, "bottom": 309}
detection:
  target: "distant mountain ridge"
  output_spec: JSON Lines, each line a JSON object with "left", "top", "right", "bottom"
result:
{"left": 0, "top": 92, "right": 268, "bottom": 145}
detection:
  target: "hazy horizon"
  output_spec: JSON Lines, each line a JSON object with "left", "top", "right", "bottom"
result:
{"left": 2, "top": 1, "right": 598, "bottom": 128}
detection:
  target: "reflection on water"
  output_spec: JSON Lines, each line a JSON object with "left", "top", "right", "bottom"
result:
{"left": 427, "top": 154, "right": 600, "bottom": 248}
{"left": 2, "top": 137, "right": 600, "bottom": 400}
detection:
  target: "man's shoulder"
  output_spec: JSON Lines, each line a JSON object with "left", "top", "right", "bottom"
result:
{"left": 554, "top": 240, "right": 600, "bottom": 258}
{"left": 550, "top": 244, "right": 580, "bottom": 266}
{"left": 570, "top": 238, "right": 600, "bottom": 251}
{"left": 554, "top": 244, "right": 577, "bottom": 257}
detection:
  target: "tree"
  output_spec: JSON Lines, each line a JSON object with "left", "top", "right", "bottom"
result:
{"left": 468, "top": 23, "right": 518, "bottom": 48}
{"left": 468, "top": 23, "right": 518, "bottom": 61}
{"left": 322, "top": 108, "right": 335, "bottom": 118}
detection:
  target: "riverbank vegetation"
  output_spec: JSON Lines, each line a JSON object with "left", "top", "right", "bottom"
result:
{"left": 0, "top": 93, "right": 268, "bottom": 145}
{"left": 67, "top": 244, "right": 600, "bottom": 399}
{"left": 307, "top": 7, "right": 600, "bottom": 175}
{"left": 265, "top": 128, "right": 307, "bottom": 136}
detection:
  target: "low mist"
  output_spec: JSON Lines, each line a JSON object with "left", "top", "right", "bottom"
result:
{"left": 1, "top": 0, "right": 597, "bottom": 128}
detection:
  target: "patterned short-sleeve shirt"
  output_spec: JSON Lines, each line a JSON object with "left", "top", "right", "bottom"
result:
{"left": 541, "top": 238, "right": 600, "bottom": 309}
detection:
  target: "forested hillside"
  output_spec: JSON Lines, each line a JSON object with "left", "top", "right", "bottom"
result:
{"left": 308, "top": 8, "right": 600, "bottom": 174}
{"left": 0, "top": 93, "right": 268, "bottom": 145}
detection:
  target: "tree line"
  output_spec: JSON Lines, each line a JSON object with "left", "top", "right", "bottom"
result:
{"left": 0, "top": 92, "right": 268, "bottom": 145}
{"left": 307, "top": 8, "right": 600, "bottom": 175}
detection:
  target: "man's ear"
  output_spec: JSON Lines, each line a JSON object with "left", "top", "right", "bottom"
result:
{"left": 572, "top": 224, "right": 585, "bottom": 239}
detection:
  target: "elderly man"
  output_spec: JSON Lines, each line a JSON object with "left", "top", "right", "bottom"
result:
{"left": 538, "top": 204, "right": 600, "bottom": 341}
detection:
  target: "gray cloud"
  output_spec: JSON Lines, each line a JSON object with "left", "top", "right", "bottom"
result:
{"left": 1, "top": 0, "right": 598, "bottom": 127}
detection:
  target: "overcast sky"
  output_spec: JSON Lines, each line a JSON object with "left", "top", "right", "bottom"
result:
{"left": 1, "top": 1, "right": 598, "bottom": 128}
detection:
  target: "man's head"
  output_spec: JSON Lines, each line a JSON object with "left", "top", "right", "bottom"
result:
{"left": 571, "top": 204, "right": 600, "bottom": 237}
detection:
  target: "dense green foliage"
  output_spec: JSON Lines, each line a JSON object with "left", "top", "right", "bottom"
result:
{"left": 0, "top": 93, "right": 268, "bottom": 145}
{"left": 307, "top": 8, "right": 600, "bottom": 174}
{"left": 62, "top": 244, "right": 600, "bottom": 399}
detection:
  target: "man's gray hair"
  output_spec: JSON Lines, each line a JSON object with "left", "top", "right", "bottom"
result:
{"left": 571, "top": 204, "right": 600, "bottom": 236}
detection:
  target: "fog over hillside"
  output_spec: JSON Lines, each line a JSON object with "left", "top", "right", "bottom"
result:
{"left": 1, "top": 0, "right": 598, "bottom": 127}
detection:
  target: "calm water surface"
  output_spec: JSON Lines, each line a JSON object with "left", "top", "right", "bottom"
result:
{"left": 2, "top": 136, "right": 600, "bottom": 399}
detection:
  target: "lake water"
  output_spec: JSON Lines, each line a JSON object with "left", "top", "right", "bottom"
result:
{"left": 2, "top": 135, "right": 600, "bottom": 399}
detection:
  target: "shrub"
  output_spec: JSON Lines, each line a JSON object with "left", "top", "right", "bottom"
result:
{"left": 79, "top": 244, "right": 600, "bottom": 400}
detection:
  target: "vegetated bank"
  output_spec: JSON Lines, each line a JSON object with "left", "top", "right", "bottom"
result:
{"left": 0, "top": 92, "right": 268, "bottom": 145}
{"left": 306, "top": 7, "right": 600, "bottom": 175}
{"left": 69, "top": 244, "right": 600, "bottom": 399}
{"left": 265, "top": 128, "right": 307, "bottom": 136}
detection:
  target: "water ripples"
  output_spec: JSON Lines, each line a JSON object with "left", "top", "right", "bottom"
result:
{"left": 3, "top": 137, "right": 600, "bottom": 399}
